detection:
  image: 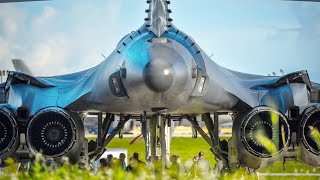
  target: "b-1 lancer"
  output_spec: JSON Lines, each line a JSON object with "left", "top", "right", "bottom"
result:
{"left": 0, "top": 0, "right": 320, "bottom": 172}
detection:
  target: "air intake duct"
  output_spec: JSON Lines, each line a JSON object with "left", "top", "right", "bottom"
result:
{"left": 27, "top": 107, "right": 84, "bottom": 164}
{"left": 233, "top": 106, "right": 290, "bottom": 169}
{"left": 299, "top": 104, "right": 320, "bottom": 166}
{"left": 0, "top": 106, "right": 19, "bottom": 160}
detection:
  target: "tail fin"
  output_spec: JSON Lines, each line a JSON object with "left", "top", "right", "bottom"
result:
{"left": 146, "top": 0, "right": 172, "bottom": 37}
{"left": 11, "top": 59, "right": 33, "bottom": 75}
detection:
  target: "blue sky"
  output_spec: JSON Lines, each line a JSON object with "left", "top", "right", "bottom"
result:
{"left": 0, "top": 0, "right": 319, "bottom": 82}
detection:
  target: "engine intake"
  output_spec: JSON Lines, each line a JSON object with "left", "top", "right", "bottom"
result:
{"left": 300, "top": 106, "right": 320, "bottom": 155}
{"left": 27, "top": 108, "right": 84, "bottom": 163}
{"left": 0, "top": 107, "right": 19, "bottom": 159}
{"left": 299, "top": 104, "right": 320, "bottom": 166}
{"left": 233, "top": 106, "right": 290, "bottom": 169}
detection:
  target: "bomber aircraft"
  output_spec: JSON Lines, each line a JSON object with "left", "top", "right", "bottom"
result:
{"left": 0, "top": 0, "right": 320, "bottom": 173}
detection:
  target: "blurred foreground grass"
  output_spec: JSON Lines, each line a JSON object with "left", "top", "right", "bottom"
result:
{"left": 1, "top": 137, "right": 320, "bottom": 179}
{"left": 104, "top": 137, "right": 320, "bottom": 177}
{"left": 105, "top": 137, "right": 320, "bottom": 171}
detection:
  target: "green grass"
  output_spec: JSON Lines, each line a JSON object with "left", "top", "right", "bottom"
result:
{"left": 103, "top": 137, "right": 217, "bottom": 165}
{"left": 262, "top": 161, "right": 320, "bottom": 173}
{"left": 1, "top": 137, "right": 320, "bottom": 179}
{"left": 103, "top": 137, "right": 320, "bottom": 174}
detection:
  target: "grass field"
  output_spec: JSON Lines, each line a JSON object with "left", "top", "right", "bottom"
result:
{"left": 104, "top": 137, "right": 217, "bottom": 165}
{"left": 2, "top": 137, "right": 320, "bottom": 179}
{"left": 102, "top": 137, "right": 320, "bottom": 178}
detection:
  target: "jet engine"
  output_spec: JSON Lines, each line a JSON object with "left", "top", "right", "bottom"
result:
{"left": 233, "top": 106, "right": 290, "bottom": 169}
{"left": 299, "top": 104, "right": 320, "bottom": 166}
{"left": 26, "top": 107, "right": 84, "bottom": 163}
{"left": 0, "top": 107, "right": 19, "bottom": 159}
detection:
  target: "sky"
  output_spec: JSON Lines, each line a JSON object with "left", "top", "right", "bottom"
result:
{"left": 0, "top": 0, "right": 319, "bottom": 82}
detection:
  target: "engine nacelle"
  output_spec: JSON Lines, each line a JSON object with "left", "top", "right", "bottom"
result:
{"left": 0, "top": 106, "right": 19, "bottom": 160}
{"left": 299, "top": 104, "right": 320, "bottom": 166}
{"left": 233, "top": 106, "right": 290, "bottom": 169}
{"left": 26, "top": 107, "right": 84, "bottom": 164}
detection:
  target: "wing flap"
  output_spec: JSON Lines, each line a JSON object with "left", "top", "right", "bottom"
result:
{"left": 261, "top": 70, "right": 312, "bottom": 90}
{"left": 5, "top": 72, "right": 55, "bottom": 90}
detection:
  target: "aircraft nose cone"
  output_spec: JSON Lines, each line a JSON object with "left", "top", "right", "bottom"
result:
{"left": 143, "top": 60, "right": 174, "bottom": 93}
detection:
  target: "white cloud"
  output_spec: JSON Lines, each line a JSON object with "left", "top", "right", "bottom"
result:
{"left": 3, "top": 18, "right": 17, "bottom": 34}
{"left": 2, "top": 1, "right": 317, "bottom": 81}
{"left": 33, "top": 6, "right": 56, "bottom": 26}
{"left": 27, "top": 35, "right": 71, "bottom": 76}
{"left": 189, "top": 26, "right": 301, "bottom": 78}
{"left": 0, "top": 4, "right": 25, "bottom": 36}
{"left": 105, "top": 0, "right": 122, "bottom": 24}
{"left": 0, "top": 37, "right": 10, "bottom": 58}
{"left": 0, "top": 1, "right": 124, "bottom": 76}
{"left": 0, "top": 37, "right": 14, "bottom": 70}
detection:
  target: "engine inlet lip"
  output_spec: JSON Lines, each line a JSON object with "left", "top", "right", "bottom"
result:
{"left": 26, "top": 108, "right": 77, "bottom": 158}
{"left": 0, "top": 108, "right": 18, "bottom": 155}
{"left": 300, "top": 108, "right": 320, "bottom": 155}
{"left": 240, "top": 107, "right": 290, "bottom": 158}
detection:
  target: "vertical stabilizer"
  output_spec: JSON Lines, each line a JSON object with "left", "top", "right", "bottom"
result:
{"left": 11, "top": 59, "right": 33, "bottom": 75}
{"left": 146, "top": 0, "right": 172, "bottom": 37}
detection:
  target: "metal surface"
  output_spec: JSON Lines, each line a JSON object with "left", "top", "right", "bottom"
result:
{"left": 150, "top": 116, "right": 157, "bottom": 164}
{"left": 97, "top": 113, "right": 103, "bottom": 147}
{"left": 185, "top": 115, "right": 228, "bottom": 166}
{"left": 159, "top": 114, "right": 166, "bottom": 172}
{"left": 0, "top": 0, "right": 319, "bottom": 170}
{"left": 298, "top": 104, "right": 320, "bottom": 166}
{"left": 0, "top": 106, "right": 18, "bottom": 159}
{"left": 11, "top": 59, "right": 32, "bottom": 75}
{"left": 92, "top": 115, "right": 131, "bottom": 161}
{"left": 213, "top": 113, "right": 220, "bottom": 146}
{"left": 26, "top": 107, "right": 84, "bottom": 163}
{"left": 147, "top": 0, "right": 171, "bottom": 37}
{"left": 233, "top": 106, "right": 291, "bottom": 169}
{"left": 3, "top": 25, "right": 311, "bottom": 115}
{"left": 141, "top": 111, "right": 149, "bottom": 161}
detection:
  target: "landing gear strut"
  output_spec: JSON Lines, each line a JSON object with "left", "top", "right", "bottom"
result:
{"left": 141, "top": 113, "right": 173, "bottom": 172}
{"left": 87, "top": 113, "right": 131, "bottom": 162}
{"left": 185, "top": 113, "right": 228, "bottom": 168}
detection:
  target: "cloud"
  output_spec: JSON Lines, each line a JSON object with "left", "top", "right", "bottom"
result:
{"left": 265, "top": 3, "right": 320, "bottom": 42}
{"left": 65, "top": 0, "right": 125, "bottom": 72}
{"left": 0, "top": 1, "right": 317, "bottom": 82}
{"left": 186, "top": 2, "right": 320, "bottom": 82}
{"left": 0, "top": 4, "right": 25, "bottom": 36}
{"left": 27, "top": 35, "right": 71, "bottom": 76}
{"left": 0, "top": 1, "right": 124, "bottom": 76}
{"left": 190, "top": 23, "right": 320, "bottom": 81}
{"left": 33, "top": 6, "right": 56, "bottom": 26}
{"left": 0, "top": 37, "right": 14, "bottom": 69}
{"left": 3, "top": 18, "right": 17, "bottom": 34}
{"left": 0, "top": 37, "right": 10, "bottom": 58}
